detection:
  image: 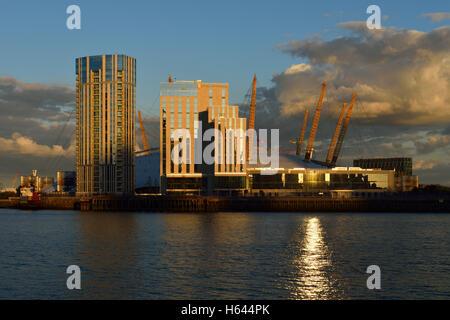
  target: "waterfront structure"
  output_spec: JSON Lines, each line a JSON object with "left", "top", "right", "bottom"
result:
{"left": 37, "top": 177, "right": 54, "bottom": 192}
{"left": 20, "top": 170, "right": 55, "bottom": 192}
{"left": 353, "top": 157, "right": 418, "bottom": 191}
{"left": 247, "top": 167, "right": 395, "bottom": 196}
{"left": 75, "top": 54, "right": 136, "bottom": 195}
{"left": 20, "top": 170, "right": 38, "bottom": 189}
{"left": 160, "top": 79, "right": 247, "bottom": 194}
{"left": 57, "top": 171, "right": 76, "bottom": 192}
{"left": 353, "top": 157, "right": 413, "bottom": 176}
{"left": 246, "top": 153, "right": 396, "bottom": 197}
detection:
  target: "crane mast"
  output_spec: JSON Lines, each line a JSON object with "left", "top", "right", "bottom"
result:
{"left": 138, "top": 110, "right": 150, "bottom": 156}
{"left": 331, "top": 92, "right": 357, "bottom": 165}
{"left": 246, "top": 74, "right": 257, "bottom": 162}
{"left": 326, "top": 102, "right": 347, "bottom": 164}
{"left": 296, "top": 109, "right": 309, "bottom": 156}
{"left": 11, "top": 171, "right": 20, "bottom": 189}
{"left": 304, "top": 80, "right": 327, "bottom": 161}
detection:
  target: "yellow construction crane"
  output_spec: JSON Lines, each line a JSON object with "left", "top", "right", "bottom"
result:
{"left": 246, "top": 74, "right": 257, "bottom": 162}
{"left": 331, "top": 92, "right": 357, "bottom": 165}
{"left": 296, "top": 109, "right": 309, "bottom": 156}
{"left": 304, "top": 81, "right": 327, "bottom": 161}
{"left": 138, "top": 110, "right": 150, "bottom": 156}
{"left": 326, "top": 102, "right": 347, "bottom": 164}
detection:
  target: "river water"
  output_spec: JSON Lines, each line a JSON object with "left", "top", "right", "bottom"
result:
{"left": 0, "top": 209, "right": 448, "bottom": 299}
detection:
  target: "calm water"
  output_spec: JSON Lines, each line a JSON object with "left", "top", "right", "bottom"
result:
{"left": 0, "top": 208, "right": 449, "bottom": 299}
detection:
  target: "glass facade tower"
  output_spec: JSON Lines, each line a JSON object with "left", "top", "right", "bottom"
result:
{"left": 76, "top": 54, "right": 136, "bottom": 195}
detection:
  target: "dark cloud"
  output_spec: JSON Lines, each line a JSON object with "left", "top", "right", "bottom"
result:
{"left": 443, "top": 125, "right": 450, "bottom": 135}
{"left": 0, "top": 76, "right": 75, "bottom": 121}
{"left": 414, "top": 163, "right": 450, "bottom": 186}
{"left": 0, "top": 76, "right": 76, "bottom": 186}
{"left": 414, "top": 133, "right": 450, "bottom": 154}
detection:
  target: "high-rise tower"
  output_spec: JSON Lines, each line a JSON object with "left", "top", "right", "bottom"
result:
{"left": 75, "top": 54, "right": 136, "bottom": 195}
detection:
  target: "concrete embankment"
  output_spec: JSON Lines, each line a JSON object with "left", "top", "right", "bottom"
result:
{"left": 2, "top": 195, "right": 449, "bottom": 213}
{"left": 82, "top": 195, "right": 450, "bottom": 213}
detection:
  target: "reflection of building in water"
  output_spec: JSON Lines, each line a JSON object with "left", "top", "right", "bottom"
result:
{"left": 76, "top": 213, "right": 138, "bottom": 299}
{"left": 290, "top": 217, "right": 335, "bottom": 299}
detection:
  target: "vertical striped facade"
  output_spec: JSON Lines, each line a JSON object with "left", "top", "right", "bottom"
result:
{"left": 160, "top": 80, "right": 247, "bottom": 194}
{"left": 76, "top": 54, "right": 136, "bottom": 195}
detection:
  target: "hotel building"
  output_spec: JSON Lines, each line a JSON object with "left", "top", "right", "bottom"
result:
{"left": 76, "top": 54, "right": 136, "bottom": 195}
{"left": 160, "top": 79, "right": 247, "bottom": 194}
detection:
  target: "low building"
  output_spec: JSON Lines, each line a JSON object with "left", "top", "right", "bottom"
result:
{"left": 353, "top": 157, "right": 412, "bottom": 176}
{"left": 395, "top": 175, "right": 419, "bottom": 192}
{"left": 353, "top": 157, "right": 418, "bottom": 191}
{"left": 20, "top": 170, "right": 38, "bottom": 188}
{"left": 37, "top": 177, "right": 54, "bottom": 192}
{"left": 57, "top": 171, "right": 76, "bottom": 192}
{"left": 246, "top": 154, "right": 395, "bottom": 196}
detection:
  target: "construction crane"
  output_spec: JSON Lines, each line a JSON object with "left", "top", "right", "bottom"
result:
{"left": 331, "top": 92, "right": 357, "bottom": 165}
{"left": 304, "top": 80, "right": 327, "bottom": 161}
{"left": 11, "top": 171, "right": 20, "bottom": 189}
{"left": 296, "top": 109, "right": 309, "bottom": 156}
{"left": 326, "top": 102, "right": 347, "bottom": 164}
{"left": 246, "top": 74, "right": 257, "bottom": 162}
{"left": 138, "top": 109, "right": 150, "bottom": 156}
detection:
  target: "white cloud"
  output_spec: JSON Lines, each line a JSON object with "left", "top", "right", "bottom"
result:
{"left": 284, "top": 63, "right": 312, "bottom": 74}
{"left": 422, "top": 12, "right": 450, "bottom": 22}
{"left": 273, "top": 24, "right": 450, "bottom": 125}
{"left": 414, "top": 159, "right": 441, "bottom": 170}
{"left": 0, "top": 133, "right": 75, "bottom": 158}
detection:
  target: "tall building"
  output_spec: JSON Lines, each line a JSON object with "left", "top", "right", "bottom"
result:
{"left": 76, "top": 54, "right": 136, "bottom": 195}
{"left": 160, "top": 79, "right": 247, "bottom": 194}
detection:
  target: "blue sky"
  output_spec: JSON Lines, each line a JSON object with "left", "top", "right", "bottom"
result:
{"left": 0, "top": 0, "right": 448, "bottom": 116}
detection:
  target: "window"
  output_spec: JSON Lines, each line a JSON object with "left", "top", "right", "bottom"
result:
{"left": 186, "top": 99, "right": 190, "bottom": 129}
{"left": 170, "top": 98, "right": 174, "bottom": 129}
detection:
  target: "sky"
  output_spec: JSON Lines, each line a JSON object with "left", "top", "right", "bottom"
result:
{"left": 0, "top": 0, "right": 449, "bottom": 187}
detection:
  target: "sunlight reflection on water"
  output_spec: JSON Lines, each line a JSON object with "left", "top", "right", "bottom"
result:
{"left": 289, "top": 217, "right": 336, "bottom": 299}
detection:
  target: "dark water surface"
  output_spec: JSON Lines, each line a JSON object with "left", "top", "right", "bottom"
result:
{"left": 0, "top": 209, "right": 449, "bottom": 299}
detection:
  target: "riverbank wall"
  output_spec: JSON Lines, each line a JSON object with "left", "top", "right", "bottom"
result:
{"left": 1, "top": 195, "right": 448, "bottom": 213}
